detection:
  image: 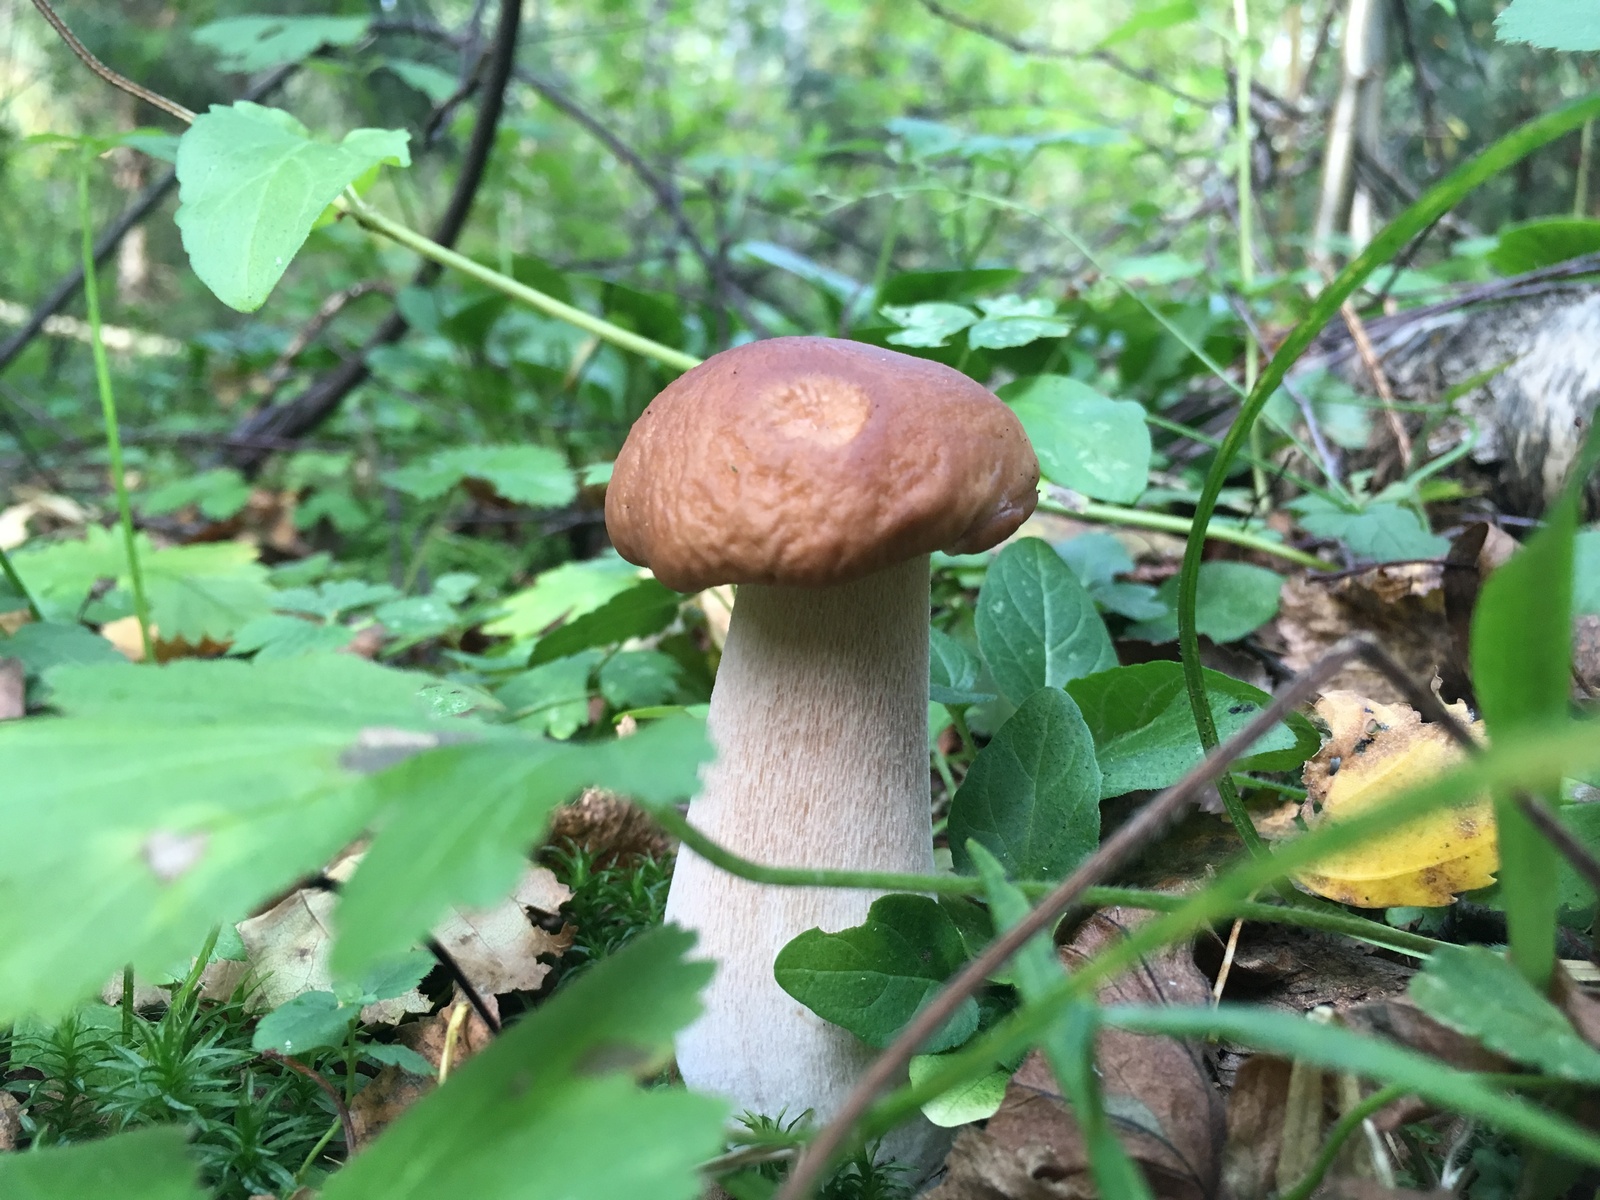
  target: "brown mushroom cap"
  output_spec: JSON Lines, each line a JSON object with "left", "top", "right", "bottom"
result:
{"left": 606, "top": 336, "right": 1039, "bottom": 591}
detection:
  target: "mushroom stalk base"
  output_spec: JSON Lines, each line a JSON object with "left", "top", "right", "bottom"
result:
{"left": 667, "top": 555, "right": 938, "bottom": 1143}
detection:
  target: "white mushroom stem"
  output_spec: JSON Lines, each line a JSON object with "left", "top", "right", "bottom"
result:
{"left": 667, "top": 553, "right": 935, "bottom": 1124}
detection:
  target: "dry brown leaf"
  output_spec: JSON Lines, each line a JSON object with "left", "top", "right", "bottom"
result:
{"left": 399, "top": 996, "right": 498, "bottom": 1071}
{"left": 0, "top": 658, "right": 24, "bottom": 721}
{"left": 1293, "top": 692, "right": 1496, "bottom": 908}
{"left": 349, "top": 1064, "right": 431, "bottom": 1148}
{"left": 930, "top": 909, "right": 1224, "bottom": 1200}
{"left": 431, "top": 869, "right": 572, "bottom": 997}
{"left": 0, "top": 1090, "right": 23, "bottom": 1151}
{"left": 1219, "top": 1056, "right": 1292, "bottom": 1200}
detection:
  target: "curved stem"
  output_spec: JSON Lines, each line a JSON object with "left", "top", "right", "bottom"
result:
{"left": 338, "top": 193, "right": 700, "bottom": 373}
{"left": 1038, "top": 494, "right": 1333, "bottom": 571}
{"left": 1279, "top": 1083, "right": 1407, "bottom": 1200}
{"left": 0, "top": 547, "right": 42, "bottom": 622}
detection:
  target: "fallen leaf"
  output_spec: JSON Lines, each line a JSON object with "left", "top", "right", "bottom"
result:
{"left": 1294, "top": 692, "right": 1497, "bottom": 908}
{"left": 430, "top": 869, "right": 572, "bottom": 997}
{"left": 349, "top": 1064, "right": 430, "bottom": 1148}
{"left": 0, "top": 658, "right": 23, "bottom": 721}
{"left": 1219, "top": 1056, "right": 1292, "bottom": 1200}
{"left": 929, "top": 909, "right": 1224, "bottom": 1200}
{"left": 0, "top": 1090, "right": 22, "bottom": 1151}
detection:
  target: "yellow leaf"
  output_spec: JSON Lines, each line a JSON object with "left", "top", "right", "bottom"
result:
{"left": 1293, "top": 690, "right": 1497, "bottom": 907}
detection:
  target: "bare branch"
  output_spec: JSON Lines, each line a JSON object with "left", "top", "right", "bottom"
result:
{"left": 29, "top": 0, "right": 194, "bottom": 123}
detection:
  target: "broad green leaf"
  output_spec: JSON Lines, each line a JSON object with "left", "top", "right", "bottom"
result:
{"left": 529, "top": 579, "right": 681, "bottom": 666}
{"left": 930, "top": 627, "right": 994, "bottom": 707}
{"left": 598, "top": 650, "right": 685, "bottom": 710}
{"left": 14, "top": 526, "right": 275, "bottom": 643}
{"left": 971, "top": 843, "right": 1153, "bottom": 1199}
{"left": 976, "top": 538, "right": 1117, "bottom": 704}
{"left": 1104, "top": 1003, "right": 1600, "bottom": 1166}
{"left": 483, "top": 556, "right": 641, "bottom": 639}
{"left": 320, "top": 928, "right": 726, "bottom": 1200}
{"left": 0, "top": 656, "right": 471, "bottom": 1022}
{"left": 1126, "top": 561, "right": 1282, "bottom": 644}
{"left": 1100, "top": 0, "right": 1197, "bottom": 46}
{"left": 967, "top": 296, "right": 1071, "bottom": 350}
{"left": 1472, "top": 495, "right": 1579, "bottom": 987}
{"left": 1496, "top": 0, "right": 1600, "bottom": 50}
{"left": 0, "top": 1126, "right": 204, "bottom": 1200}
{"left": 881, "top": 302, "right": 978, "bottom": 348}
{"left": 276, "top": 579, "right": 399, "bottom": 619}
{"left": 252, "top": 989, "right": 355, "bottom": 1055}
{"left": 365, "top": 1042, "right": 438, "bottom": 1076}
{"left": 227, "top": 614, "right": 357, "bottom": 660}
{"left": 0, "top": 621, "right": 126, "bottom": 676}
{"left": 383, "top": 444, "right": 576, "bottom": 508}
{"left": 948, "top": 687, "right": 1101, "bottom": 879}
{"left": 1410, "top": 945, "right": 1600, "bottom": 1082}
{"left": 1290, "top": 497, "right": 1449, "bottom": 562}
{"left": 175, "top": 102, "right": 410, "bottom": 311}
{"left": 497, "top": 651, "right": 603, "bottom": 739}
{"left": 1000, "top": 376, "right": 1149, "bottom": 503}
{"left": 774, "top": 894, "right": 979, "bottom": 1052}
{"left": 385, "top": 60, "right": 460, "bottom": 103}
{"left": 138, "top": 467, "right": 251, "bottom": 520}
{"left": 1575, "top": 527, "right": 1600, "bottom": 615}
{"left": 908, "top": 1053, "right": 1010, "bottom": 1126}
{"left": 192, "top": 15, "right": 369, "bottom": 70}
{"left": 332, "top": 718, "right": 709, "bottom": 977}
{"left": 1057, "top": 533, "right": 1167, "bottom": 618}
{"left": 1489, "top": 217, "right": 1600, "bottom": 273}
{"left": 1067, "top": 662, "right": 1318, "bottom": 798}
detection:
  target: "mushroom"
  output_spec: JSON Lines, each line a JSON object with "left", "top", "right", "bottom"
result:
{"left": 605, "top": 336, "right": 1038, "bottom": 1149}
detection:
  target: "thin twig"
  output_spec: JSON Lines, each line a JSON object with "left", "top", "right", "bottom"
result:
{"left": 261, "top": 1050, "right": 358, "bottom": 1155}
{"left": 28, "top": 0, "right": 195, "bottom": 122}
{"left": 1337, "top": 299, "right": 1413, "bottom": 468}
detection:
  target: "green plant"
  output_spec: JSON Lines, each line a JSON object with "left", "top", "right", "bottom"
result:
{"left": 542, "top": 840, "right": 673, "bottom": 984}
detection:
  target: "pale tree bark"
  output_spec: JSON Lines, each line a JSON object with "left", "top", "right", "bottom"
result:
{"left": 1312, "top": 0, "right": 1388, "bottom": 269}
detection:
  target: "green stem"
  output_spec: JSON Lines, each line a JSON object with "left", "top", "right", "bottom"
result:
{"left": 950, "top": 707, "right": 977, "bottom": 759}
{"left": 1037, "top": 494, "right": 1333, "bottom": 571}
{"left": 0, "top": 546, "right": 43, "bottom": 622}
{"left": 338, "top": 192, "right": 701, "bottom": 373}
{"left": 1233, "top": 0, "right": 1267, "bottom": 505}
{"left": 1279, "top": 1083, "right": 1407, "bottom": 1200}
{"left": 80, "top": 156, "right": 151, "bottom": 661}
{"left": 1174, "top": 92, "right": 1600, "bottom": 857}
{"left": 653, "top": 808, "right": 1444, "bottom": 957}
{"left": 296, "top": 1116, "right": 343, "bottom": 1181}
{"left": 1144, "top": 412, "right": 1332, "bottom": 500}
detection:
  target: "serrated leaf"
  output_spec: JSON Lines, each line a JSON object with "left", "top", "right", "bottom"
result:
{"left": 0, "top": 656, "right": 477, "bottom": 1022}
{"left": 228, "top": 614, "right": 357, "bottom": 660}
{"left": 948, "top": 687, "right": 1101, "bottom": 879}
{"left": 999, "top": 376, "right": 1151, "bottom": 503}
{"left": 1495, "top": 0, "right": 1600, "bottom": 50}
{"left": 0, "top": 621, "right": 126, "bottom": 677}
{"left": 774, "top": 894, "right": 978, "bottom": 1052}
{"left": 1067, "top": 662, "right": 1317, "bottom": 798}
{"left": 929, "top": 628, "right": 993, "bottom": 706}
{"left": 976, "top": 538, "right": 1117, "bottom": 704}
{"left": 175, "top": 102, "right": 410, "bottom": 311}
{"left": 881, "top": 302, "right": 978, "bottom": 348}
{"left": 599, "top": 650, "right": 685, "bottom": 709}
{"left": 483, "top": 556, "right": 640, "bottom": 639}
{"left": 277, "top": 579, "right": 400, "bottom": 619}
{"left": 529, "top": 579, "right": 681, "bottom": 666}
{"left": 319, "top": 928, "right": 726, "bottom": 1200}
{"left": 0, "top": 1126, "right": 204, "bottom": 1200}
{"left": 138, "top": 467, "right": 252, "bottom": 520}
{"left": 1125, "top": 561, "right": 1282, "bottom": 645}
{"left": 383, "top": 444, "right": 576, "bottom": 508}
{"left": 1290, "top": 497, "right": 1449, "bottom": 562}
{"left": 497, "top": 651, "right": 602, "bottom": 739}
{"left": 1410, "top": 944, "right": 1600, "bottom": 1081}
{"left": 967, "top": 296, "right": 1071, "bottom": 349}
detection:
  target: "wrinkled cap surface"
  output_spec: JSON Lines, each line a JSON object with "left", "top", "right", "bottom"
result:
{"left": 606, "top": 336, "right": 1039, "bottom": 591}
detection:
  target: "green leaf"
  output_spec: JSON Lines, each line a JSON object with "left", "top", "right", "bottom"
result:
{"left": 0, "top": 621, "right": 126, "bottom": 677}
{"left": 332, "top": 718, "right": 709, "bottom": 978}
{"left": 365, "top": 1042, "right": 438, "bottom": 1076}
{"left": 1100, "top": 0, "right": 1197, "bottom": 46}
{"left": 1104, "top": 1003, "right": 1600, "bottom": 1166}
{"left": 0, "top": 1126, "right": 204, "bottom": 1200}
{"left": 976, "top": 538, "right": 1117, "bottom": 704}
{"left": 228, "top": 614, "right": 357, "bottom": 660}
{"left": 276, "top": 580, "right": 400, "bottom": 619}
{"left": 1067, "top": 662, "right": 1318, "bottom": 798}
{"left": 967, "top": 296, "right": 1071, "bottom": 350}
{"left": 1496, "top": 0, "right": 1600, "bottom": 50}
{"left": 881, "top": 302, "right": 978, "bottom": 348}
{"left": 175, "top": 102, "right": 410, "bottom": 312}
{"left": 1471, "top": 495, "right": 1579, "bottom": 987}
{"left": 599, "top": 650, "right": 685, "bottom": 710}
{"left": 948, "top": 687, "right": 1101, "bottom": 879}
{"left": 930, "top": 628, "right": 994, "bottom": 707}
{"left": 529, "top": 579, "right": 681, "bottom": 666}
{"left": 0, "top": 656, "right": 471, "bottom": 1022}
{"left": 774, "top": 894, "right": 979, "bottom": 1052}
{"left": 192, "top": 15, "right": 370, "bottom": 70}
{"left": 139, "top": 467, "right": 252, "bottom": 520}
{"left": 320, "top": 927, "right": 726, "bottom": 1200}
{"left": 1290, "top": 497, "right": 1449, "bottom": 562}
{"left": 497, "top": 651, "right": 602, "bottom": 739}
{"left": 253, "top": 989, "right": 356, "bottom": 1055}
{"left": 385, "top": 60, "right": 460, "bottom": 103}
{"left": 908, "top": 1053, "right": 1011, "bottom": 1126}
{"left": 383, "top": 445, "right": 576, "bottom": 508}
{"left": 1410, "top": 945, "right": 1600, "bottom": 1082}
{"left": 483, "top": 556, "right": 641, "bottom": 639}
{"left": 1126, "top": 562, "right": 1282, "bottom": 645}
{"left": 1489, "top": 217, "right": 1600, "bottom": 273}
{"left": 999, "top": 376, "right": 1150, "bottom": 503}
